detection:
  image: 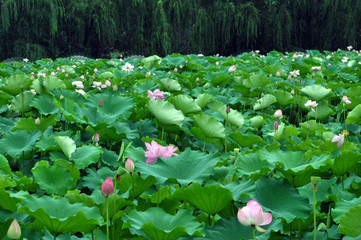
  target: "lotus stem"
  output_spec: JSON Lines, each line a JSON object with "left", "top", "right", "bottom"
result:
{"left": 343, "top": 106, "right": 347, "bottom": 132}
{"left": 21, "top": 90, "right": 24, "bottom": 118}
{"left": 161, "top": 126, "right": 164, "bottom": 141}
{"left": 203, "top": 139, "right": 206, "bottom": 153}
{"left": 106, "top": 197, "right": 109, "bottom": 240}
{"left": 252, "top": 226, "right": 256, "bottom": 240}
{"left": 157, "top": 183, "right": 160, "bottom": 207}
{"left": 113, "top": 180, "right": 117, "bottom": 239}
{"left": 224, "top": 117, "right": 228, "bottom": 153}
{"left": 313, "top": 187, "right": 317, "bottom": 240}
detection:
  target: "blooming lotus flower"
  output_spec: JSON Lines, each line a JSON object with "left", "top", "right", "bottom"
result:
{"left": 75, "top": 89, "right": 86, "bottom": 95}
{"left": 148, "top": 89, "right": 165, "bottom": 100}
{"left": 7, "top": 219, "right": 21, "bottom": 239}
{"left": 289, "top": 69, "right": 300, "bottom": 78}
{"left": 125, "top": 158, "right": 135, "bottom": 173}
{"left": 342, "top": 96, "right": 351, "bottom": 105}
{"left": 101, "top": 177, "right": 114, "bottom": 197}
{"left": 331, "top": 133, "right": 345, "bottom": 149}
{"left": 237, "top": 200, "right": 272, "bottom": 232}
{"left": 304, "top": 100, "right": 318, "bottom": 112}
{"left": 228, "top": 65, "right": 236, "bottom": 72}
{"left": 311, "top": 66, "right": 321, "bottom": 71}
{"left": 274, "top": 109, "right": 283, "bottom": 119}
{"left": 144, "top": 140, "right": 178, "bottom": 164}
{"left": 347, "top": 46, "right": 353, "bottom": 51}
{"left": 121, "top": 62, "right": 134, "bottom": 72}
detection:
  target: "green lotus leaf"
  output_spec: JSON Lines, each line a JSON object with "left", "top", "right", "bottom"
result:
{"left": 224, "top": 180, "right": 256, "bottom": 200}
{"left": 141, "top": 55, "right": 161, "bottom": 69}
{"left": 35, "top": 131, "right": 72, "bottom": 152}
{"left": 18, "top": 195, "right": 101, "bottom": 235}
{"left": 230, "top": 132, "right": 265, "bottom": 147}
{"left": 0, "top": 190, "right": 26, "bottom": 211}
{"left": 163, "top": 55, "right": 187, "bottom": 67}
{"left": 84, "top": 93, "right": 135, "bottom": 120}
{"left": 300, "top": 85, "right": 332, "bottom": 101}
{"left": 54, "top": 159, "right": 80, "bottom": 189}
{"left": 235, "top": 153, "right": 272, "bottom": 180}
{"left": 43, "top": 75, "right": 67, "bottom": 92}
{"left": 220, "top": 108, "right": 244, "bottom": 128}
{"left": 61, "top": 65, "right": 75, "bottom": 74}
{"left": 273, "top": 90, "right": 294, "bottom": 105}
{"left": 0, "top": 130, "right": 42, "bottom": 159}
{"left": 194, "top": 217, "right": 281, "bottom": 240}
{"left": 10, "top": 91, "right": 35, "bottom": 112}
{"left": 160, "top": 78, "right": 182, "bottom": 92}
{"left": 195, "top": 93, "right": 213, "bottom": 108}
{"left": 30, "top": 95, "right": 59, "bottom": 115}
{"left": 263, "top": 65, "right": 287, "bottom": 77}
{"left": 14, "top": 115, "right": 57, "bottom": 132}
{"left": 0, "top": 116, "right": 15, "bottom": 134}
{"left": 244, "top": 74, "right": 271, "bottom": 88}
{"left": 118, "top": 172, "right": 156, "bottom": 199}
{"left": 192, "top": 114, "right": 225, "bottom": 139}
{"left": 307, "top": 101, "right": 335, "bottom": 120}
{"left": 338, "top": 205, "right": 361, "bottom": 237}
{"left": 99, "top": 71, "right": 113, "bottom": 79}
{"left": 346, "top": 104, "right": 361, "bottom": 124}
{"left": 0, "top": 154, "right": 11, "bottom": 177}
{"left": 32, "top": 161, "right": 73, "bottom": 195}
{"left": 54, "top": 136, "right": 76, "bottom": 159}
{"left": 1, "top": 72, "right": 31, "bottom": 95}
{"left": 126, "top": 207, "right": 204, "bottom": 240}
{"left": 253, "top": 94, "right": 277, "bottom": 110}
{"left": 169, "top": 95, "right": 201, "bottom": 115}
{"left": 110, "top": 121, "right": 139, "bottom": 140}
{"left": 333, "top": 151, "right": 361, "bottom": 176}
{"left": 250, "top": 116, "right": 266, "bottom": 128}
{"left": 147, "top": 100, "right": 184, "bottom": 127}
{"left": 126, "top": 147, "right": 220, "bottom": 185}
{"left": 70, "top": 145, "right": 102, "bottom": 170}
{"left": 298, "top": 178, "right": 336, "bottom": 205}
{"left": 255, "top": 177, "right": 311, "bottom": 223}
{"left": 172, "top": 183, "right": 233, "bottom": 215}
{"left": 332, "top": 196, "right": 361, "bottom": 224}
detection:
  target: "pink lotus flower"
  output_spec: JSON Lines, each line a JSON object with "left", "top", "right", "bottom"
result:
{"left": 342, "top": 96, "right": 351, "bottom": 105}
{"left": 237, "top": 200, "right": 272, "bottom": 232}
{"left": 228, "top": 65, "right": 236, "bottom": 72}
{"left": 274, "top": 109, "right": 283, "bottom": 119}
{"left": 92, "top": 133, "right": 100, "bottom": 143}
{"left": 331, "top": 134, "right": 345, "bottom": 149}
{"left": 144, "top": 140, "right": 178, "bottom": 164}
{"left": 148, "top": 89, "right": 165, "bottom": 100}
{"left": 122, "top": 62, "right": 134, "bottom": 72}
{"left": 7, "top": 219, "right": 21, "bottom": 239}
{"left": 101, "top": 177, "right": 114, "bottom": 197}
{"left": 273, "top": 121, "right": 278, "bottom": 131}
{"left": 125, "top": 158, "right": 135, "bottom": 173}
{"left": 304, "top": 100, "right": 318, "bottom": 112}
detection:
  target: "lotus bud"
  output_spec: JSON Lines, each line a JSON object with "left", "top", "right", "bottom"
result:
{"left": 125, "top": 158, "right": 135, "bottom": 173}
{"left": 20, "top": 84, "right": 23, "bottom": 89}
{"left": 35, "top": 117, "right": 41, "bottom": 125}
{"left": 291, "top": 89, "right": 295, "bottom": 95}
{"left": 276, "top": 71, "right": 281, "bottom": 77}
{"left": 112, "top": 84, "right": 118, "bottom": 91}
{"left": 101, "top": 177, "right": 114, "bottom": 197}
{"left": 92, "top": 133, "right": 100, "bottom": 144}
{"left": 307, "top": 123, "right": 311, "bottom": 129}
{"left": 273, "top": 121, "right": 279, "bottom": 131}
{"left": 98, "top": 98, "right": 103, "bottom": 107}
{"left": 226, "top": 106, "right": 230, "bottom": 114}
{"left": 7, "top": 219, "right": 21, "bottom": 239}
{"left": 234, "top": 148, "right": 240, "bottom": 153}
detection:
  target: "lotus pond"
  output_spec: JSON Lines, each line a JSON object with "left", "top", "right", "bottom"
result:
{"left": 1, "top": 49, "right": 361, "bottom": 239}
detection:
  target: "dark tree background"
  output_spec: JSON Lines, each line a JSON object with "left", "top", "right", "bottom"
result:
{"left": 0, "top": 0, "right": 360, "bottom": 60}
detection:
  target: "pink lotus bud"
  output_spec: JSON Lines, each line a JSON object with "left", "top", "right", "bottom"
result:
{"left": 291, "top": 89, "right": 295, "bottom": 95}
{"left": 35, "top": 117, "right": 41, "bottom": 125}
{"left": 276, "top": 71, "right": 281, "bottom": 77}
{"left": 112, "top": 84, "right": 118, "bottom": 91}
{"left": 307, "top": 123, "right": 311, "bottom": 129}
{"left": 94, "top": 68, "right": 98, "bottom": 73}
{"left": 174, "top": 67, "right": 178, "bottom": 72}
{"left": 274, "top": 109, "right": 283, "bottom": 119}
{"left": 228, "top": 65, "right": 236, "bottom": 72}
{"left": 101, "top": 177, "right": 114, "bottom": 197}
{"left": 226, "top": 106, "right": 230, "bottom": 114}
{"left": 98, "top": 98, "right": 103, "bottom": 107}
{"left": 125, "top": 158, "right": 135, "bottom": 173}
{"left": 273, "top": 121, "right": 278, "bottom": 131}
{"left": 7, "top": 219, "right": 21, "bottom": 239}
{"left": 20, "top": 84, "right": 23, "bottom": 89}
{"left": 92, "top": 133, "right": 100, "bottom": 143}
{"left": 237, "top": 200, "right": 272, "bottom": 232}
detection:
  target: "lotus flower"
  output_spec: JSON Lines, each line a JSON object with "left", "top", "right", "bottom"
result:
{"left": 237, "top": 200, "right": 272, "bottom": 232}
{"left": 101, "top": 177, "right": 114, "bottom": 197}
{"left": 342, "top": 96, "right": 351, "bottom": 105}
{"left": 7, "top": 219, "right": 21, "bottom": 239}
{"left": 148, "top": 89, "right": 165, "bottom": 100}
{"left": 304, "top": 100, "right": 318, "bottom": 112}
{"left": 125, "top": 158, "right": 135, "bottom": 173}
{"left": 121, "top": 62, "right": 134, "bottom": 72}
{"left": 228, "top": 65, "right": 236, "bottom": 72}
{"left": 274, "top": 109, "right": 283, "bottom": 119}
{"left": 144, "top": 140, "right": 178, "bottom": 164}
{"left": 331, "top": 133, "right": 345, "bottom": 149}
{"left": 289, "top": 69, "right": 300, "bottom": 78}
{"left": 92, "top": 133, "right": 100, "bottom": 144}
